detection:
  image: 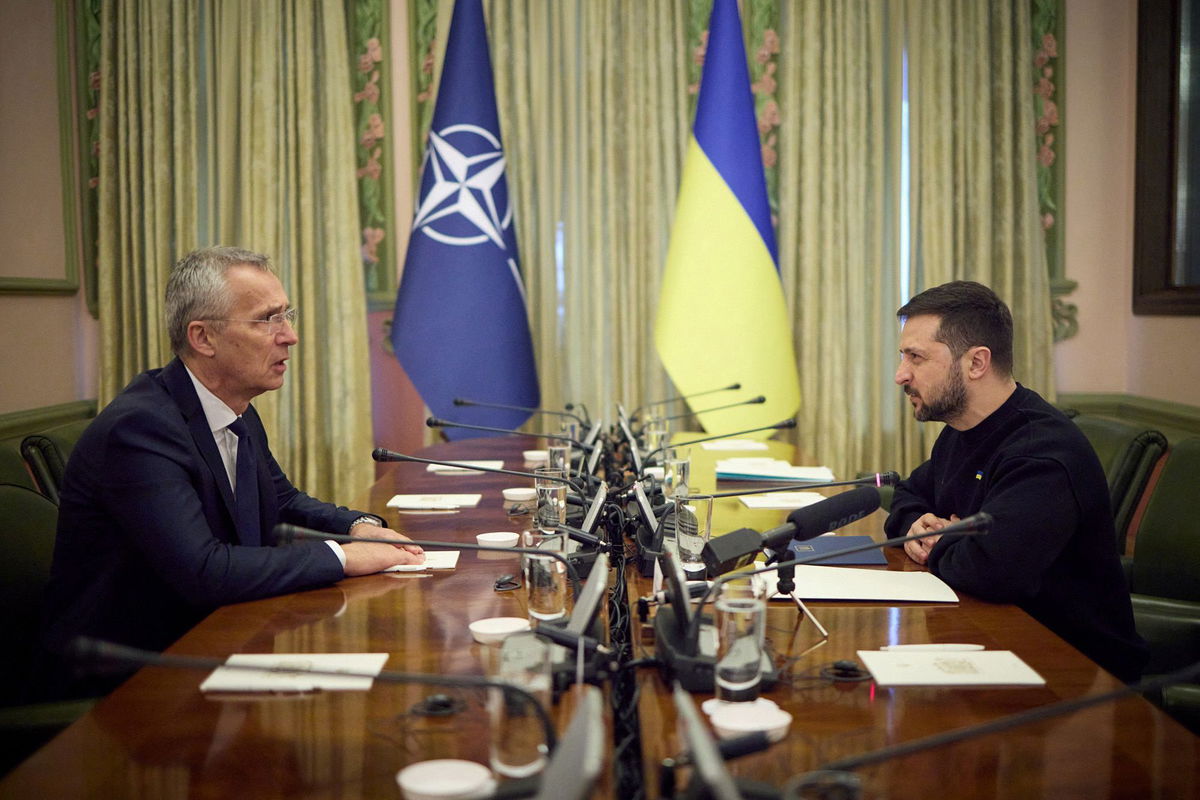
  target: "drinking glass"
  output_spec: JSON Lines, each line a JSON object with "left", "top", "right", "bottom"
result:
{"left": 486, "top": 633, "right": 552, "bottom": 777}
{"left": 674, "top": 494, "right": 712, "bottom": 578}
{"left": 522, "top": 529, "right": 568, "bottom": 622}
{"left": 714, "top": 574, "right": 767, "bottom": 702}
{"left": 534, "top": 467, "right": 567, "bottom": 533}
{"left": 662, "top": 447, "right": 692, "bottom": 500}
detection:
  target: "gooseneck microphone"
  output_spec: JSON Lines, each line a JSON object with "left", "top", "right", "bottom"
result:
{"left": 370, "top": 448, "right": 589, "bottom": 497}
{"left": 702, "top": 471, "right": 901, "bottom": 500}
{"left": 68, "top": 636, "right": 558, "bottom": 751}
{"left": 660, "top": 395, "right": 766, "bottom": 423}
{"left": 701, "top": 486, "right": 883, "bottom": 576}
{"left": 630, "top": 382, "right": 742, "bottom": 422}
{"left": 426, "top": 417, "right": 595, "bottom": 453}
{"left": 453, "top": 397, "right": 586, "bottom": 426}
{"left": 681, "top": 517, "right": 994, "bottom": 660}
{"left": 273, "top": 523, "right": 584, "bottom": 597}
{"left": 641, "top": 419, "right": 797, "bottom": 465}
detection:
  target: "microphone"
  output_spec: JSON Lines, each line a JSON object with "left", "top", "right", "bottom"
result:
{"left": 660, "top": 395, "right": 766, "bottom": 423}
{"left": 453, "top": 397, "right": 586, "bottom": 426}
{"left": 426, "top": 417, "right": 595, "bottom": 453}
{"left": 702, "top": 486, "right": 883, "bottom": 576}
{"left": 686, "top": 521, "right": 992, "bottom": 651}
{"left": 272, "top": 524, "right": 584, "bottom": 597}
{"left": 371, "top": 448, "right": 589, "bottom": 498}
{"left": 67, "top": 636, "right": 558, "bottom": 751}
{"left": 640, "top": 419, "right": 797, "bottom": 466}
{"left": 629, "top": 382, "right": 742, "bottom": 422}
{"left": 702, "top": 471, "right": 901, "bottom": 500}
{"left": 552, "top": 523, "right": 603, "bottom": 548}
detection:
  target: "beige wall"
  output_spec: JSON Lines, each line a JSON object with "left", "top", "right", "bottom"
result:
{"left": 1057, "top": 0, "right": 1200, "bottom": 404}
{"left": 0, "top": 0, "right": 98, "bottom": 416}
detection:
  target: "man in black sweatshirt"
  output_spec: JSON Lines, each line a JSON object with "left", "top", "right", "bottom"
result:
{"left": 884, "top": 281, "right": 1147, "bottom": 683}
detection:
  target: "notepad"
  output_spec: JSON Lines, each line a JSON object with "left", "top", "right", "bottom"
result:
{"left": 199, "top": 653, "right": 388, "bottom": 693}
{"left": 387, "top": 494, "right": 481, "bottom": 510}
{"left": 425, "top": 461, "right": 504, "bottom": 474}
{"left": 740, "top": 491, "right": 825, "bottom": 510}
{"left": 856, "top": 649, "right": 1045, "bottom": 687}
{"left": 765, "top": 565, "right": 958, "bottom": 602}
{"left": 383, "top": 550, "right": 460, "bottom": 572}
{"left": 716, "top": 458, "right": 835, "bottom": 482}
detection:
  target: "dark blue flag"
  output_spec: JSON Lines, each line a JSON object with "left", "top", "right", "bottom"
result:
{"left": 391, "top": 0, "right": 539, "bottom": 438}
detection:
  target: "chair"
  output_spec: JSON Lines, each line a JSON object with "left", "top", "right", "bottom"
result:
{"left": 0, "top": 483, "right": 95, "bottom": 775}
{"left": 1070, "top": 414, "right": 1167, "bottom": 554}
{"left": 1126, "top": 438, "right": 1200, "bottom": 734}
{"left": 19, "top": 419, "right": 91, "bottom": 506}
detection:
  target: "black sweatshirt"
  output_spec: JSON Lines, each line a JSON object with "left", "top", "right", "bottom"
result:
{"left": 885, "top": 385, "right": 1148, "bottom": 683}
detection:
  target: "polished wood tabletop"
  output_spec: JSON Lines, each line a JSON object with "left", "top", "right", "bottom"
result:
{"left": 2, "top": 435, "right": 1197, "bottom": 800}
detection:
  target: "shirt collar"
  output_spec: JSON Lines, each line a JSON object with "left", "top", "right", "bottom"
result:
{"left": 183, "top": 363, "right": 240, "bottom": 433}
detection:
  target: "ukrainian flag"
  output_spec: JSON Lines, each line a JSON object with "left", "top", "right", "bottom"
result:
{"left": 654, "top": 0, "right": 799, "bottom": 434}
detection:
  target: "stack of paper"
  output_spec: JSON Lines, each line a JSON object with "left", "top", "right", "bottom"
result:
{"left": 716, "top": 458, "right": 835, "bottom": 482}
{"left": 740, "top": 491, "right": 825, "bottom": 510}
{"left": 701, "top": 439, "right": 770, "bottom": 451}
{"left": 384, "top": 550, "right": 461, "bottom": 572}
{"left": 387, "top": 494, "right": 481, "bottom": 510}
{"left": 856, "top": 650, "right": 1045, "bottom": 687}
{"left": 425, "top": 460, "right": 504, "bottom": 474}
{"left": 199, "top": 653, "right": 389, "bottom": 693}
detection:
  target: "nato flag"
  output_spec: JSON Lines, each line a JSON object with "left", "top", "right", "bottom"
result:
{"left": 391, "top": 0, "right": 540, "bottom": 439}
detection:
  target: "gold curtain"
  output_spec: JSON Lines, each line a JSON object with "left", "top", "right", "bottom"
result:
{"left": 95, "top": 1, "right": 200, "bottom": 400}
{"left": 904, "top": 0, "right": 1056, "bottom": 464}
{"left": 776, "top": 0, "right": 906, "bottom": 479}
{"left": 94, "top": 0, "right": 372, "bottom": 501}
{"left": 483, "top": 0, "right": 688, "bottom": 417}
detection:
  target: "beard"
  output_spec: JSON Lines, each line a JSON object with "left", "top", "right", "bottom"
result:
{"left": 905, "top": 362, "right": 968, "bottom": 423}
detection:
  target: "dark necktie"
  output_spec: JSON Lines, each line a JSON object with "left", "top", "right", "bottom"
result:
{"left": 227, "top": 417, "right": 261, "bottom": 546}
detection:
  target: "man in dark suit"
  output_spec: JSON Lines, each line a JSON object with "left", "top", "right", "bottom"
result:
{"left": 41, "top": 247, "right": 423, "bottom": 698}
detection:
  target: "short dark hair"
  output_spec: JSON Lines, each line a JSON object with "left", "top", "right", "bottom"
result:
{"left": 896, "top": 281, "right": 1014, "bottom": 376}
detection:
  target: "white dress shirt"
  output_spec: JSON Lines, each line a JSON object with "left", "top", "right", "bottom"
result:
{"left": 183, "top": 365, "right": 346, "bottom": 568}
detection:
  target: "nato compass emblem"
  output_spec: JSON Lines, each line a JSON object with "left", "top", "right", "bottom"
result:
{"left": 412, "top": 123, "right": 513, "bottom": 250}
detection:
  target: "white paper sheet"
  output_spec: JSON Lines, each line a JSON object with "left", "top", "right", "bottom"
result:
{"left": 199, "top": 653, "right": 388, "bottom": 693}
{"left": 740, "top": 492, "right": 825, "bottom": 510}
{"left": 383, "top": 550, "right": 461, "bottom": 572}
{"left": 425, "top": 461, "right": 504, "bottom": 474}
{"left": 701, "top": 439, "right": 770, "bottom": 451}
{"left": 766, "top": 565, "right": 959, "bottom": 603}
{"left": 386, "top": 494, "right": 481, "bottom": 510}
{"left": 856, "top": 649, "right": 1045, "bottom": 687}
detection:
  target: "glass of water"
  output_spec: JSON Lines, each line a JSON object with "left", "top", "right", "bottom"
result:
{"left": 534, "top": 467, "right": 567, "bottom": 532}
{"left": 486, "top": 633, "right": 552, "bottom": 777}
{"left": 522, "top": 529, "right": 568, "bottom": 622}
{"left": 674, "top": 494, "right": 712, "bottom": 579}
{"left": 714, "top": 574, "right": 767, "bottom": 702}
{"left": 662, "top": 447, "right": 692, "bottom": 500}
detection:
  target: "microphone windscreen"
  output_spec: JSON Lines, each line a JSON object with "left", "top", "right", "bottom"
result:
{"left": 786, "top": 486, "right": 881, "bottom": 542}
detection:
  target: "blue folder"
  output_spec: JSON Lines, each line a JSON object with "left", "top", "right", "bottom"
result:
{"left": 786, "top": 535, "right": 887, "bottom": 566}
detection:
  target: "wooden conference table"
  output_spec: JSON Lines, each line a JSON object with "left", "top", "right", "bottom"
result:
{"left": 3, "top": 436, "right": 1198, "bottom": 799}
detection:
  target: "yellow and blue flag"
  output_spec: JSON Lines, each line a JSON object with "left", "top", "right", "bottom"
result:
{"left": 391, "top": 0, "right": 539, "bottom": 438}
{"left": 654, "top": 0, "right": 799, "bottom": 434}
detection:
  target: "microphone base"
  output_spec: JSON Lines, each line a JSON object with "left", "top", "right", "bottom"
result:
{"left": 566, "top": 547, "right": 599, "bottom": 580}
{"left": 652, "top": 607, "right": 778, "bottom": 694}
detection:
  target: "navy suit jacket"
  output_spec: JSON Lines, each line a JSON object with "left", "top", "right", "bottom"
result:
{"left": 42, "top": 358, "right": 361, "bottom": 695}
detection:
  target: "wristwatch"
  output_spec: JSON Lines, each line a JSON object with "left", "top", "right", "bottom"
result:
{"left": 350, "top": 515, "right": 383, "bottom": 531}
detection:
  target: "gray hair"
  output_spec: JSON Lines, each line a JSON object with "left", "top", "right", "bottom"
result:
{"left": 165, "top": 246, "right": 275, "bottom": 355}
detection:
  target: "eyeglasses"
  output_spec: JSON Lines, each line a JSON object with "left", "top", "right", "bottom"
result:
{"left": 206, "top": 307, "right": 298, "bottom": 335}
